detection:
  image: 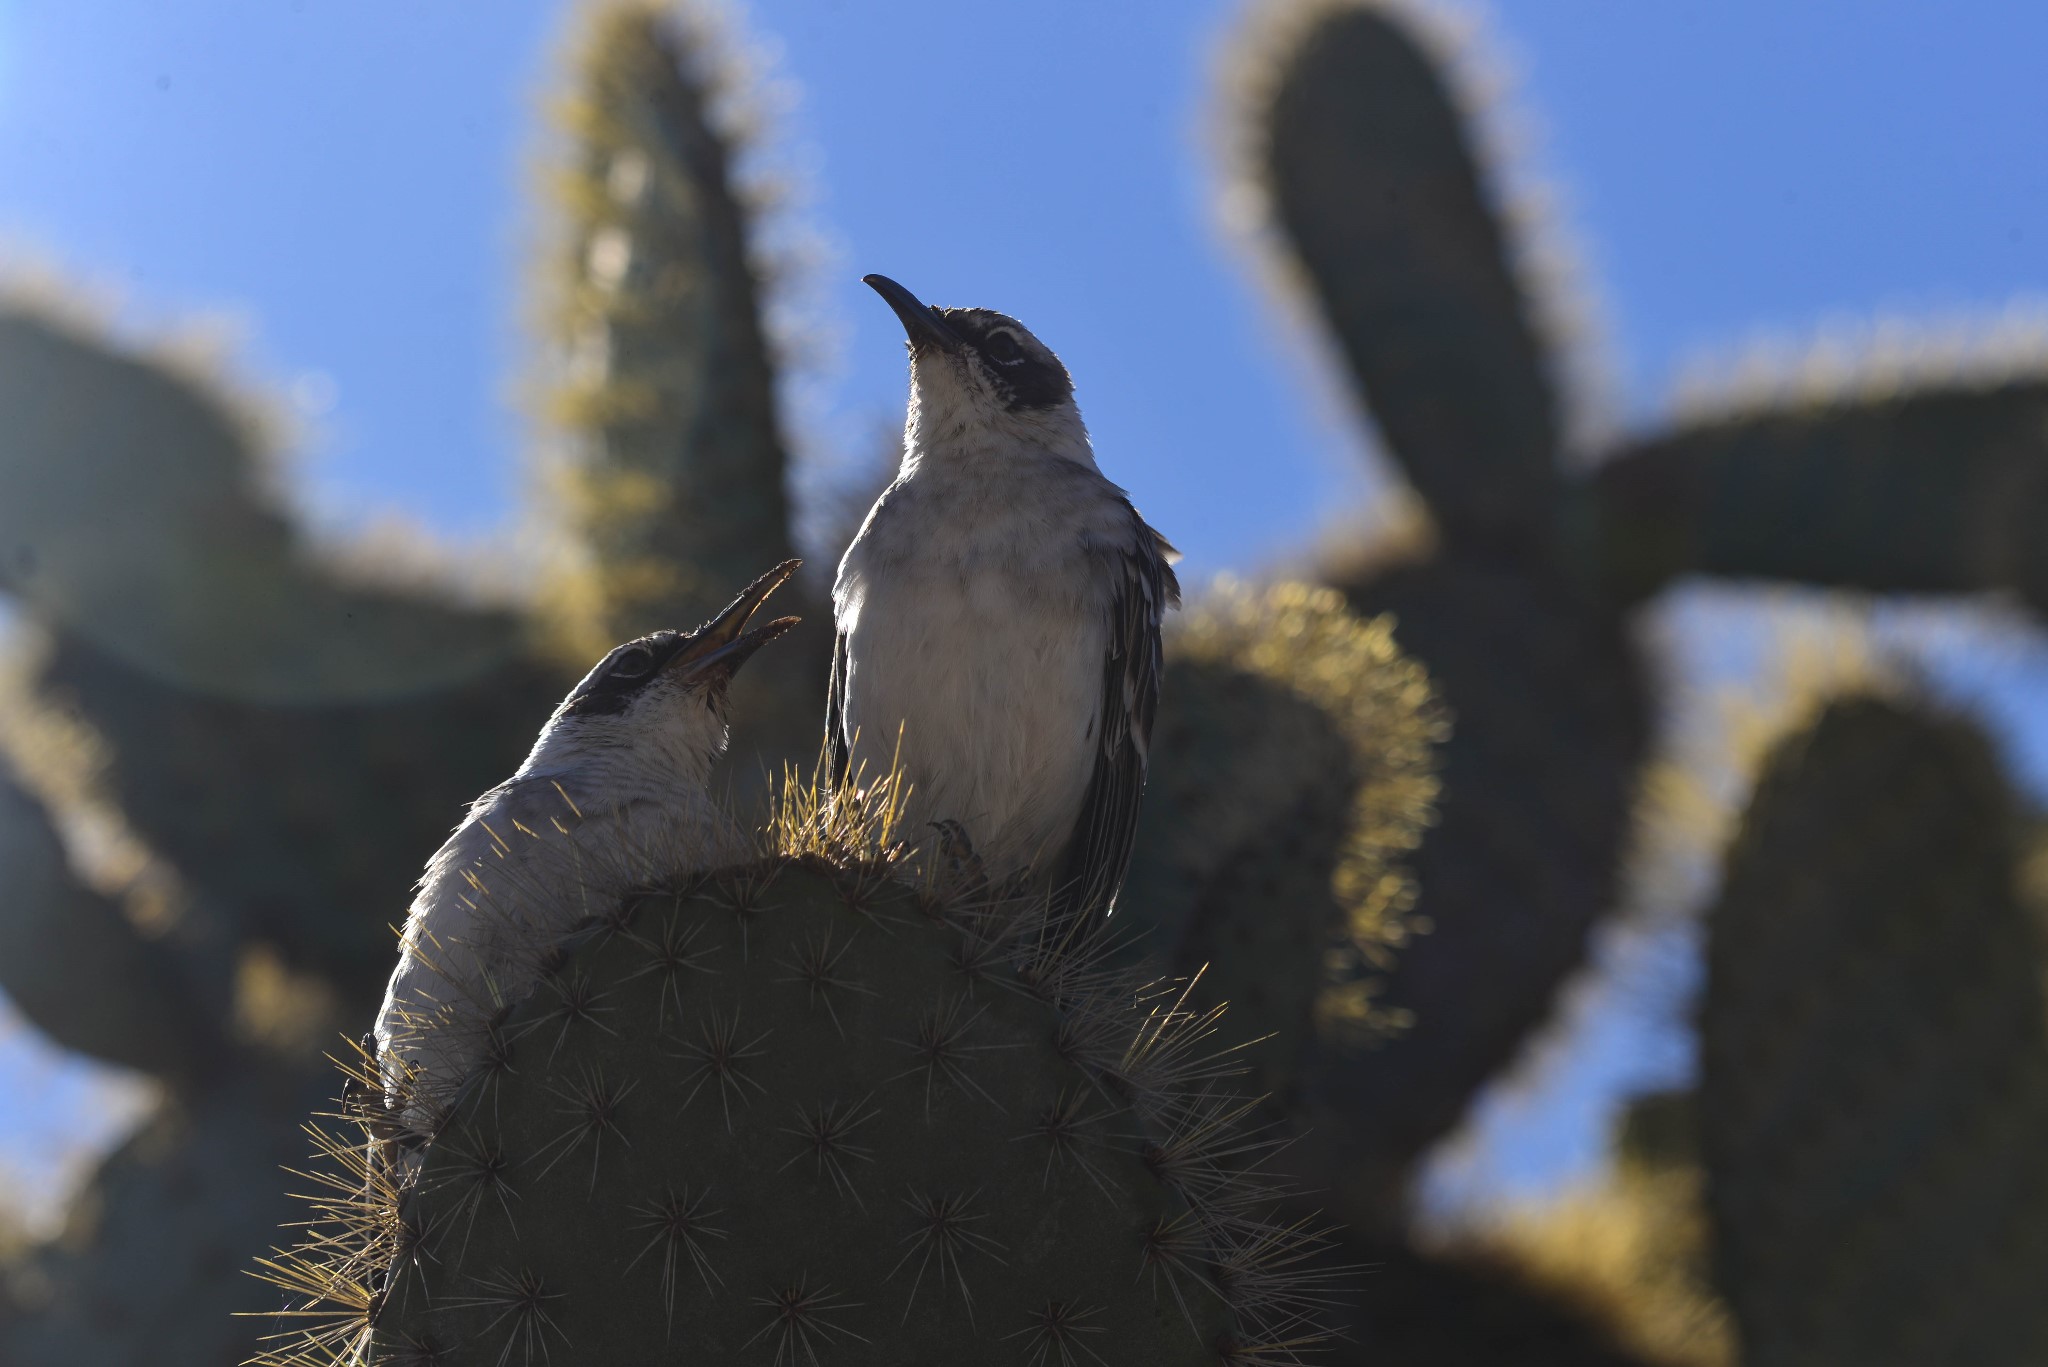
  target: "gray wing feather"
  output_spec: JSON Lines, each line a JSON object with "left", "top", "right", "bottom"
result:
{"left": 1050, "top": 509, "right": 1180, "bottom": 929}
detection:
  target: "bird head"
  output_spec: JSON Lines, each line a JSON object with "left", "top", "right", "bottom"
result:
{"left": 863, "top": 274, "right": 1093, "bottom": 468}
{"left": 527, "top": 560, "right": 803, "bottom": 784}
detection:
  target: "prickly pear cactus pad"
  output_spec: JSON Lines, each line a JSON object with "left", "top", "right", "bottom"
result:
{"left": 1701, "top": 696, "right": 2048, "bottom": 1365}
{"left": 1128, "top": 581, "right": 1444, "bottom": 1078}
{"left": 256, "top": 852, "right": 1327, "bottom": 1364}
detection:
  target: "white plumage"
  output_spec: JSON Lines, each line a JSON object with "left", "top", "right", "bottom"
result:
{"left": 831, "top": 277, "right": 1179, "bottom": 918}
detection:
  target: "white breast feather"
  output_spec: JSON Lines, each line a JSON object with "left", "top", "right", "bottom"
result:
{"left": 836, "top": 458, "right": 1127, "bottom": 874}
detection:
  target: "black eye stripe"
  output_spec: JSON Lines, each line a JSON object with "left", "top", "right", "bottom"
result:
{"left": 932, "top": 308, "right": 1076, "bottom": 412}
{"left": 560, "top": 635, "right": 681, "bottom": 716}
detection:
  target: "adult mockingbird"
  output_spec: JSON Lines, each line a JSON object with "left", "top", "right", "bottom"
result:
{"left": 831, "top": 275, "right": 1179, "bottom": 930}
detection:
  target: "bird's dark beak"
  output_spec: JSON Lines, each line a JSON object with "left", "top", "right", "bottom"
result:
{"left": 863, "top": 273, "right": 964, "bottom": 354}
{"left": 670, "top": 559, "right": 803, "bottom": 682}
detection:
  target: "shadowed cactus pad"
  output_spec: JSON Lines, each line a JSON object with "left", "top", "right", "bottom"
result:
{"left": 1128, "top": 581, "right": 1443, "bottom": 1088}
{"left": 1701, "top": 696, "right": 2048, "bottom": 1365}
{"left": 261, "top": 860, "right": 1325, "bottom": 1364}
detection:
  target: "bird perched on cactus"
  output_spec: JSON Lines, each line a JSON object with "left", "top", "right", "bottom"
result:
{"left": 377, "top": 561, "right": 802, "bottom": 1121}
{"left": 831, "top": 274, "right": 1180, "bottom": 931}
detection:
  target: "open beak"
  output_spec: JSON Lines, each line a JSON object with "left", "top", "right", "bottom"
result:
{"left": 863, "top": 273, "right": 964, "bottom": 354}
{"left": 669, "top": 559, "right": 803, "bottom": 682}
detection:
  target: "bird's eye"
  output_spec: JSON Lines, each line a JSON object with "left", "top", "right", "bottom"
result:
{"left": 609, "top": 646, "right": 655, "bottom": 679}
{"left": 983, "top": 330, "right": 1024, "bottom": 365}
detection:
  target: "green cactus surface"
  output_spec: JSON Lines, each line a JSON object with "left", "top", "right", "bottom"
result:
{"left": 1232, "top": 1, "right": 1654, "bottom": 1224}
{"left": 539, "top": 0, "right": 826, "bottom": 771}
{"left": 256, "top": 853, "right": 1324, "bottom": 1365}
{"left": 1251, "top": 0, "right": 1562, "bottom": 556}
{"left": 1124, "top": 580, "right": 1445, "bottom": 1224}
{"left": 0, "top": 755, "right": 221, "bottom": 1082}
{"left": 542, "top": 0, "right": 795, "bottom": 644}
{"left": 1587, "top": 375, "right": 2048, "bottom": 611}
{"left": 1331, "top": 559, "right": 1647, "bottom": 1222}
{"left": 1700, "top": 695, "right": 2048, "bottom": 1365}
{"left": 1231, "top": 0, "right": 2048, "bottom": 1235}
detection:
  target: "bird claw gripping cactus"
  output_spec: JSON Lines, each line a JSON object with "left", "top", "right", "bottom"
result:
{"left": 1700, "top": 695, "right": 2048, "bottom": 1365}
{"left": 254, "top": 834, "right": 1336, "bottom": 1365}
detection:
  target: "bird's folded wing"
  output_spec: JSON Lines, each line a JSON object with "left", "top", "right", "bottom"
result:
{"left": 1054, "top": 514, "right": 1181, "bottom": 923}
{"left": 826, "top": 629, "right": 852, "bottom": 788}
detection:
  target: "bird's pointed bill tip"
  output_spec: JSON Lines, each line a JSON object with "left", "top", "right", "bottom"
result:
{"left": 862, "top": 274, "right": 962, "bottom": 353}
{"left": 695, "top": 560, "right": 803, "bottom": 651}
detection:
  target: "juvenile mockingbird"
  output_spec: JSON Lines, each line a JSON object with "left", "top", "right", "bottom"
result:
{"left": 831, "top": 275, "right": 1180, "bottom": 927}
{"left": 375, "top": 560, "right": 801, "bottom": 1121}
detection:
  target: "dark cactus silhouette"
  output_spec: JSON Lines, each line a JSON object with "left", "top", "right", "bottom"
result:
{"left": 255, "top": 830, "right": 1336, "bottom": 1365}
{"left": 3, "top": 0, "right": 2046, "bottom": 1362}
{"left": 1214, "top": 0, "right": 2048, "bottom": 1245}
{"left": 1701, "top": 696, "right": 2048, "bottom": 1365}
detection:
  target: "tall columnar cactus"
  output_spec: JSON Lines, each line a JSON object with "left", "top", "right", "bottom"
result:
{"left": 255, "top": 842, "right": 1329, "bottom": 1364}
{"left": 539, "top": 0, "right": 825, "bottom": 767}
{"left": 1699, "top": 695, "right": 2048, "bottom": 1365}
{"left": 1224, "top": 0, "right": 2048, "bottom": 1227}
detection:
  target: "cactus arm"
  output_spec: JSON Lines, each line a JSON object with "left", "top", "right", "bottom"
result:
{"left": 0, "top": 759, "right": 223, "bottom": 1081}
{"left": 0, "top": 306, "right": 523, "bottom": 704}
{"left": 1311, "top": 560, "right": 1647, "bottom": 1227}
{"left": 1585, "top": 380, "right": 2048, "bottom": 611}
{"left": 30, "top": 631, "right": 562, "bottom": 995}
{"left": 1125, "top": 582, "right": 1447, "bottom": 1230}
{"left": 1248, "top": 1, "right": 1563, "bottom": 550}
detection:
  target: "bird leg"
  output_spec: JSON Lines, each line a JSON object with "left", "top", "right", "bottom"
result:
{"left": 926, "top": 819, "right": 990, "bottom": 900}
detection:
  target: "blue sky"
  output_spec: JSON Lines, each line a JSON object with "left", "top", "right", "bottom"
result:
{"left": 2, "top": 0, "right": 2046, "bottom": 1221}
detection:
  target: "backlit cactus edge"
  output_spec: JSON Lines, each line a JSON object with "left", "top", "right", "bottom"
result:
{"left": 2, "top": 1, "right": 2046, "bottom": 1363}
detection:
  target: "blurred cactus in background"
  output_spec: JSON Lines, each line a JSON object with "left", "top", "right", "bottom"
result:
{"left": 537, "top": 3, "right": 827, "bottom": 767}
{"left": 1202, "top": 0, "right": 2048, "bottom": 1357}
{"left": 2, "top": 0, "right": 2048, "bottom": 1362}
{"left": 1700, "top": 696, "right": 2048, "bottom": 1365}
{"left": 0, "top": 4, "right": 820, "bottom": 1360}
{"left": 1225, "top": 0, "right": 1656, "bottom": 1231}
